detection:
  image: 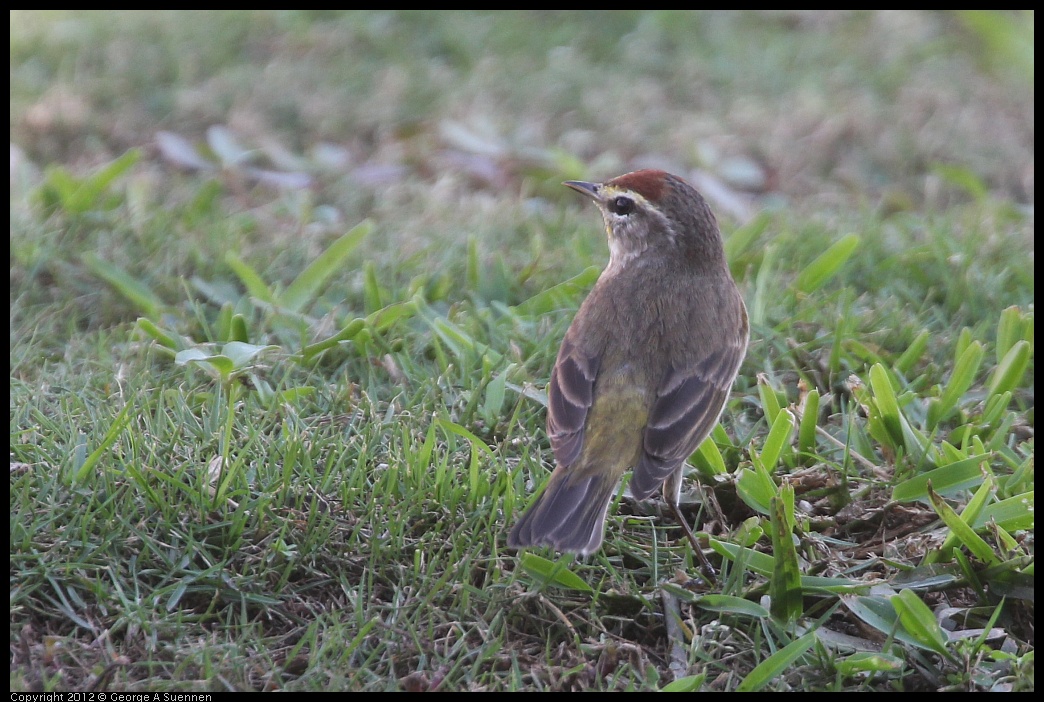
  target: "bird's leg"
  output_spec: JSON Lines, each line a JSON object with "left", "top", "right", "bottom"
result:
{"left": 664, "top": 468, "right": 717, "bottom": 584}
{"left": 667, "top": 501, "right": 718, "bottom": 584}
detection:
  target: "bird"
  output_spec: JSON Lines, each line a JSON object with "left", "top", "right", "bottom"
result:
{"left": 507, "top": 169, "right": 748, "bottom": 576}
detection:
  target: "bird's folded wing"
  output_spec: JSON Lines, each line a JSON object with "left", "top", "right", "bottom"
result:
{"left": 546, "top": 337, "right": 600, "bottom": 468}
{"left": 631, "top": 342, "right": 745, "bottom": 499}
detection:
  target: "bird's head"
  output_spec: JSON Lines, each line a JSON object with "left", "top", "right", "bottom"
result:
{"left": 564, "top": 169, "right": 723, "bottom": 274}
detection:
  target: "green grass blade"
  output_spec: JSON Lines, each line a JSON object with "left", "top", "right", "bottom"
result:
{"left": 225, "top": 252, "right": 277, "bottom": 305}
{"left": 794, "top": 233, "right": 859, "bottom": 294}
{"left": 893, "top": 588, "right": 953, "bottom": 659}
{"left": 436, "top": 417, "right": 496, "bottom": 458}
{"left": 724, "top": 211, "right": 770, "bottom": 262}
{"left": 299, "top": 318, "right": 366, "bottom": 361}
{"left": 71, "top": 400, "right": 134, "bottom": 484}
{"left": 83, "top": 254, "right": 163, "bottom": 318}
{"left": 926, "top": 474, "right": 995, "bottom": 564}
{"left": 759, "top": 408, "right": 795, "bottom": 472}
{"left": 995, "top": 305, "right": 1028, "bottom": 363}
{"left": 736, "top": 461, "right": 777, "bottom": 516}
{"left": 929, "top": 340, "right": 984, "bottom": 428}
{"left": 891, "top": 454, "right": 990, "bottom": 502}
{"left": 988, "top": 340, "right": 1031, "bottom": 396}
{"left": 691, "top": 435, "right": 727, "bottom": 477}
{"left": 736, "top": 632, "right": 817, "bottom": 691}
{"left": 517, "top": 553, "right": 594, "bottom": 593}
{"left": 927, "top": 482, "right": 1000, "bottom": 565}
{"left": 895, "top": 330, "right": 930, "bottom": 375}
{"left": 768, "top": 493, "right": 802, "bottom": 623}
{"left": 974, "top": 491, "right": 1034, "bottom": 532}
{"left": 283, "top": 220, "right": 373, "bottom": 312}
{"left": 660, "top": 673, "right": 707, "bottom": 692}
{"left": 135, "top": 317, "right": 181, "bottom": 352}
{"left": 696, "top": 595, "right": 770, "bottom": 618}
{"left": 797, "top": 388, "right": 819, "bottom": 456}
{"left": 757, "top": 374, "right": 782, "bottom": 426}
{"left": 869, "top": 363, "right": 903, "bottom": 448}
{"left": 511, "top": 266, "right": 600, "bottom": 316}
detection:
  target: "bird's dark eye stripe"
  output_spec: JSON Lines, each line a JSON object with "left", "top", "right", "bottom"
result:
{"left": 608, "top": 196, "right": 635, "bottom": 216}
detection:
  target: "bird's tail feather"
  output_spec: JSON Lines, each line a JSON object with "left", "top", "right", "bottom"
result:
{"left": 508, "top": 468, "right": 617, "bottom": 555}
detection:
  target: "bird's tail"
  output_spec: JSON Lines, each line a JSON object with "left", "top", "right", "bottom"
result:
{"left": 507, "top": 466, "right": 617, "bottom": 555}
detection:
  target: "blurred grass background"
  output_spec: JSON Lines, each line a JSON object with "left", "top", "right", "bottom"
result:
{"left": 10, "top": 10, "right": 1034, "bottom": 692}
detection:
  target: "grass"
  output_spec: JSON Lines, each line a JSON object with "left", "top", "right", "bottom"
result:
{"left": 10, "top": 10, "right": 1034, "bottom": 692}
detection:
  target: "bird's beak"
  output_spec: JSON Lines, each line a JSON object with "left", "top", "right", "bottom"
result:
{"left": 563, "top": 180, "right": 602, "bottom": 202}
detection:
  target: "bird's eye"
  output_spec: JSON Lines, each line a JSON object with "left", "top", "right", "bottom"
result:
{"left": 608, "top": 196, "right": 635, "bottom": 216}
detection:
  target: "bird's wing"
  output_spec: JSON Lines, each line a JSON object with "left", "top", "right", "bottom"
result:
{"left": 630, "top": 341, "right": 746, "bottom": 499}
{"left": 546, "top": 336, "right": 600, "bottom": 468}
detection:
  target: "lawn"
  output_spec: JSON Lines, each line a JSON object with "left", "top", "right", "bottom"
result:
{"left": 10, "top": 10, "right": 1034, "bottom": 692}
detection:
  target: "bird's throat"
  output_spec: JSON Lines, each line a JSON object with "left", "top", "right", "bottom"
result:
{"left": 606, "top": 234, "right": 646, "bottom": 275}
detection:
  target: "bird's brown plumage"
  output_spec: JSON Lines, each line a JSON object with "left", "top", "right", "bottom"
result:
{"left": 508, "top": 170, "right": 748, "bottom": 555}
